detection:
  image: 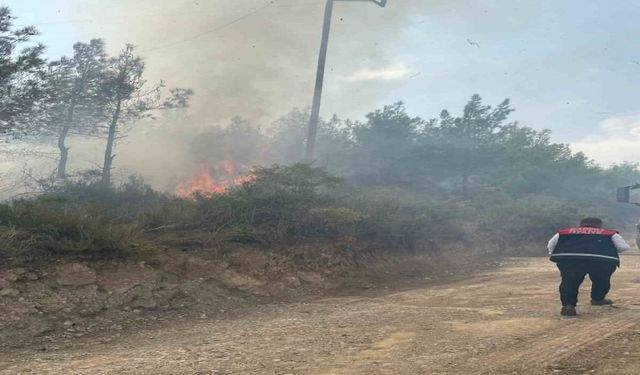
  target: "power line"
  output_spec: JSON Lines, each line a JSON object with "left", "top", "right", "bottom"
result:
{"left": 16, "top": 0, "right": 323, "bottom": 28}
{"left": 138, "top": 1, "right": 279, "bottom": 54}
{"left": 14, "top": 0, "right": 325, "bottom": 57}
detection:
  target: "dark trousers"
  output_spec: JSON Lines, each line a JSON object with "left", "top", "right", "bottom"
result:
{"left": 556, "top": 260, "right": 617, "bottom": 306}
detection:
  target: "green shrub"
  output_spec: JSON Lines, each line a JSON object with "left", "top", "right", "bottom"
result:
{"left": 0, "top": 227, "right": 37, "bottom": 259}
{"left": 0, "top": 197, "right": 137, "bottom": 259}
{"left": 469, "top": 191, "right": 580, "bottom": 244}
{"left": 356, "top": 201, "right": 457, "bottom": 250}
{"left": 38, "top": 171, "right": 169, "bottom": 222}
{"left": 294, "top": 207, "right": 365, "bottom": 237}
{"left": 155, "top": 166, "right": 462, "bottom": 249}
{"left": 247, "top": 163, "right": 341, "bottom": 195}
{"left": 4, "top": 163, "right": 625, "bottom": 261}
{"left": 155, "top": 164, "right": 345, "bottom": 243}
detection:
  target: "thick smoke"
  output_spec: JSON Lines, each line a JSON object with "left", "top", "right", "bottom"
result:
{"left": 21, "top": 0, "right": 547, "bottom": 190}
{"left": 72, "top": 0, "right": 428, "bottom": 121}
{"left": 58, "top": 0, "right": 416, "bottom": 188}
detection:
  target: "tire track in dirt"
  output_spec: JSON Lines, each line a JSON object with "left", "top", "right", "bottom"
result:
{"left": 479, "top": 309, "right": 640, "bottom": 373}
{"left": 312, "top": 330, "right": 416, "bottom": 375}
{"left": 3, "top": 256, "right": 640, "bottom": 374}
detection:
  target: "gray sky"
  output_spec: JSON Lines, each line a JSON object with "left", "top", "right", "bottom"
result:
{"left": 7, "top": 0, "right": 640, "bottom": 167}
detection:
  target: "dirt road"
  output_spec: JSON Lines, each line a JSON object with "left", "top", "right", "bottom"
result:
{"left": 3, "top": 255, "right": 640, "bottom": 374}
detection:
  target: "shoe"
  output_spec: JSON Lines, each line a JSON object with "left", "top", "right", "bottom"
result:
{"left": 591, "top": 299, "right": 614, "bottom": 306}
{"left": 561, "top": 305, "right": 577, "bottom": 316}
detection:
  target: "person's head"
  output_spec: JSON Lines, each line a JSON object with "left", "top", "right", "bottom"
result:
{"left": 580, "top": 217, "right": 603, "bottom": 228}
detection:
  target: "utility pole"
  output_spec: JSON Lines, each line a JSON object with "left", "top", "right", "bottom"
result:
{"left": 305, "top": 0, "right": 387, "bottom": 163}
{"left": 305, "top": 0, "right": 334, "bottom": 163}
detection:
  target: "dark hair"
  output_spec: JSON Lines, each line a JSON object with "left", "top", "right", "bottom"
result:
{"left": 580, "top": 217, "right": 603, "bottom": 228}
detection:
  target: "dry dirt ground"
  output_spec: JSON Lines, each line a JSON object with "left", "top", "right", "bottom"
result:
{"left": 3, "top": 254, "right": 640, "bottom": 374}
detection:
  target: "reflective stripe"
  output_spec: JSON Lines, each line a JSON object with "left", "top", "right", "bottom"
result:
{"left": 550, "top": 253, "right": 619, "bottom": 261}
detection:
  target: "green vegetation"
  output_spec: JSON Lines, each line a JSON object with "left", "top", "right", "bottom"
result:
{"left": 1, "top": 5, "right": 639, "bottom": 262}
{"left": 0, "top": 197, "right": 136, "bottom": 259}
{"left": 3, "top": 94, "right": 640, "bottom": 261}
{"left": 1, "top": 157, "right": 637, "bottom": 261}
{"left": 3, "top": 93, "right": 640, "bottom": 261}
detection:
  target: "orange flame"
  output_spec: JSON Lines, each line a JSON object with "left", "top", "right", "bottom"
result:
{"left": 176, "top": 161, "right": 253, "bottom": 198}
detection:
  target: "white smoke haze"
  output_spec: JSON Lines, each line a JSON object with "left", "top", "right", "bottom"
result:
{"left": 3, "top": 0, "right": 639, "bottom": 194}
{"left": 88, "top": 0, "right": 544, "bottom": 124}
{"left": 572, "top": 113, "right": 640, "bottom": 166}
{"left": 343, "top": 62, "right": 413, "bottom": 82}
{"left": 49, "top": 0, "right": 425, "bottom": 189}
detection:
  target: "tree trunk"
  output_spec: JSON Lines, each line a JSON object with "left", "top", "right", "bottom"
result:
{"left": 101, "top": 98, "right": 121, "bottom": 186}
{"left": 461, "top": 145, "right": 471, "bottom": 198}
{"left": 56, "top": 95, "right": 79, "bottom": 179}
{"left": 56, "top": 125, "right": 71, "bottom": 179}
{"left": 462, "top": 168, "right": 469, "bottom": 198}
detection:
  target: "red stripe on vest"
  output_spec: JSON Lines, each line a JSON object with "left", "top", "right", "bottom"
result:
{"left": 558, "top": 227, "right": 618, "bottom": 236}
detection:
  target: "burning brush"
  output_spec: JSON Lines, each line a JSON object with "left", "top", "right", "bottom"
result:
{"left": 176, "top": 161, "right": 254, "bottom": 198}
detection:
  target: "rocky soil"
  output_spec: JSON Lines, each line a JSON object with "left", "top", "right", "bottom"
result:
{"left": 0, "top": 235, "right": 491, "bottom": 352}
{"left": 2, "top": 255, "right": 640, "bottom": 374}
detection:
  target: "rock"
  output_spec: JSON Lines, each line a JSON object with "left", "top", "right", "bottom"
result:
{"left": 100, "top": 265, "right": 160, "bottom": 294}
{"left": 0, "top": 268, "right": 26, "bottom": 288}
{"left": 124, "top": 285, "right": 158, "bottom": 309}
{"left": 285, "top": 276, "right": 301, "bottom": 288}
{"left": 24, "top": 318, "right": 53, "bottom": 335}
{"left": 37, "top": 292, "right": 66, "bottom": 313}
{"left": 217, "top": 269, "right": 265, "bottom": 291}
{"left": 105, "top": 292, "right": 136, "bottom": 309}
{"left": 11, "top": 268, "right": 27, "bottom": 278}
{"left": 23, "top": 272, "right": 39, "bottom": 281}
{"left": 55, "top": 263, "right": 96, "bottom": 286}
{"left": 0, "top": 288, "right": 20, "bottom": 297}
{"left": 1, "top": 274, "right": 18, "bottom": 284}
{"left": 134, "top": 297, "right": 158, "bottom": 309}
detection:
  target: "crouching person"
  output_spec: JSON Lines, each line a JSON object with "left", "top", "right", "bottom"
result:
{"left": 547, "top": 217, "right": 630, "bottom": 316}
